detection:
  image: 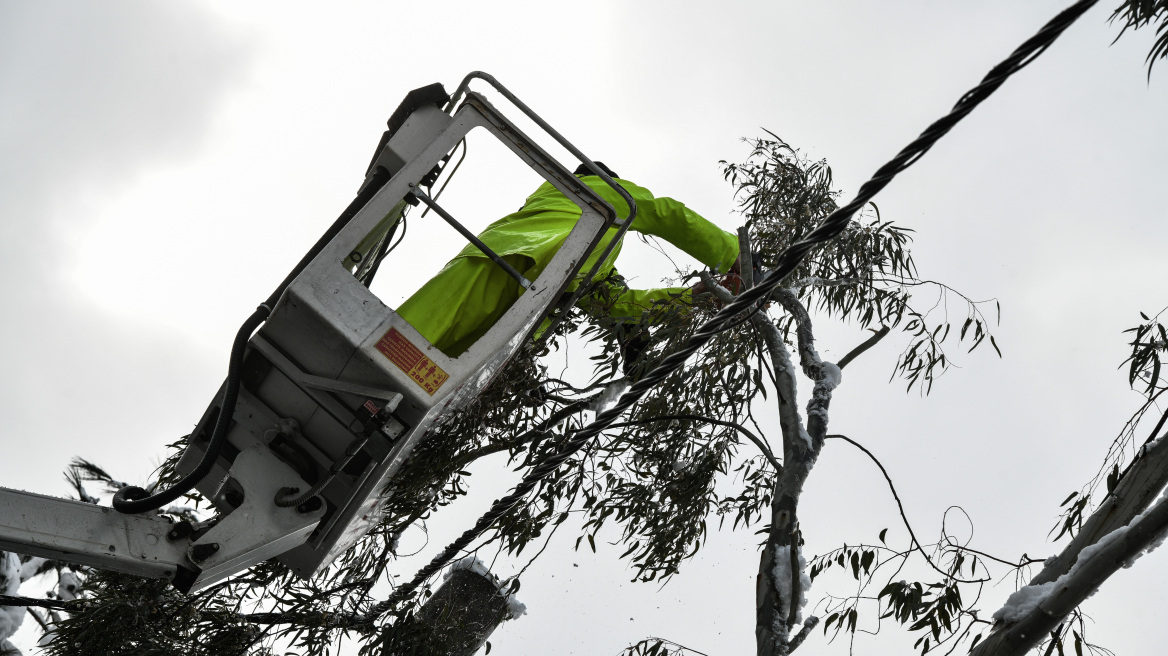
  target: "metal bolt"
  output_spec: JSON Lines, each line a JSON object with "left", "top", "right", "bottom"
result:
{"left": 167, "top": 521, "right": 194, "bottom": 542}
{"left": 190, "top": 543, "right": 220, "bottom": 564}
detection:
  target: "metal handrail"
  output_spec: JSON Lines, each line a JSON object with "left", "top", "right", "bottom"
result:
{"left": 445, "top": 71, "right": 642, "bottom": 341}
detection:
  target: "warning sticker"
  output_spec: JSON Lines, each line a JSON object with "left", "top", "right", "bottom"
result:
{"left": 375, "top": 328, "right": 450, "bottom": 396}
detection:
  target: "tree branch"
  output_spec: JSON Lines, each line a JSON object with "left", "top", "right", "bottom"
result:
{"left": 700, "top": 272, "right": 851, "bottom": 655}
{"left": 699, "top": 273, "right": 827, "bottom": 656}
{"left": 770, "top": 289, "right": 820, "bottom": 380}
{"left": 1031, "top": 430, "right": 1168, "bottom": 587}
{"left": 959, "top": 423, "right": 1168, "bottom": 656}
{"left": 970, "top": 492, "right": 1168, "bottom": 656}
{"left": 836, "top": 326, "right": 891, "bottom": 370}
{"left": 826, "top": 434, "right": 988, "bottom": 584}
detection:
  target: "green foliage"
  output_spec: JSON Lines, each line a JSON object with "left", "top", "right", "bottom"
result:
{"left": 808, "top": 507, "right": 1009, "bottom": 656}
{"left": 1110, "top": 0, "right": 1168, "bottom": 77}
{"left": 1123, "top": 308, "right": 1167, "bottom": 399}
{"left": 377, "top": 349, "right": 552, "bottom": 543}
{"left": 880, "top": 580, "right": 965, "bottom": 654}
{"left": 43, "top": 572, "right": 261, "bottom": 656}
{"left": 620, "top": 637, "right": 706, "bottom": 656}
{"left": 573, "top": 298, "right": 761, "bottom": 581}
{"left": 34, "top": 133, "right": 1002, "bottom": 654}
{"left": 1053, "top": 307, "right": 1168, "bottom": 540}
{"left": 721, "top": 134, "right": 999, "bottom": 393}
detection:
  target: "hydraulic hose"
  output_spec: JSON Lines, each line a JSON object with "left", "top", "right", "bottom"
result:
{"left": 113, "top": 306, "right": 270, "bottom": 514}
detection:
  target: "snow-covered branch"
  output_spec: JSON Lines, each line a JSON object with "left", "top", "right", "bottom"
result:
{"left": 972, "top": 492, "right": 1168, "bottom": 656}
{"left": 1032, "top": 432, "right": 1168, "bottom": 588}
{"left": 700, "top": 274, "right": 836, "bottom": 656}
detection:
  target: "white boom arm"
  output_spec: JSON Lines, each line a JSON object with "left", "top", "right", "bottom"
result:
{"left": 0, "top": 443, "right": 323, "bottom": 592}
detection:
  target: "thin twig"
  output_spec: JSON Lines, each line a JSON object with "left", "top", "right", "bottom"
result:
{"left": 826, "top": 434, "right": 988, "bottom": 583}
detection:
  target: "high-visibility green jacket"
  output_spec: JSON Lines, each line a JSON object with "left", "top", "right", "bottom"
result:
{"left": 458, "top": 176, "right": 737, "bottom": 312}
{"left": 398, "top": 176, "right": 738, "bottom": 355}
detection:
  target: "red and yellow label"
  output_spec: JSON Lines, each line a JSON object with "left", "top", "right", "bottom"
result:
{"left": 375, "top": 328, "right": 449, "bottom": 396}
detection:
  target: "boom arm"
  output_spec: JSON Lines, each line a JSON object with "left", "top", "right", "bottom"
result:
{"left": 0, "top": 443, "right": 324, "bottom": 592}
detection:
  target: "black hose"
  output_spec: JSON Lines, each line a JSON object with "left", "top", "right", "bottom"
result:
{"left": 113, "top": 305, "right": 270, "bottom": 514}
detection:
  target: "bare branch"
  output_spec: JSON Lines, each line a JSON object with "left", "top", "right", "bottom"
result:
{"left": 837, "top": 326, "right": 891, "bottom": 370}
{"left": 826, "top": 434, "right": 988, "bottom": 584}
{"left": 770, "top": 289, "right": 820, "bottom": 380}
{"left": 700, "top": 271, "right": 807, "bottom": 452}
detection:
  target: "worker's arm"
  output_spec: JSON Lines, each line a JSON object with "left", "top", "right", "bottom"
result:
{"left": 581, "top": 265, "right": 739, "bottom": 322}
{"left": 594, "top": 283, "right": 690, "bottom": 321}
{"left": 586, "top": 178, "right": 740, "bottom": 273}
{"left": 599, "top": 269, "right": 750, "bottom": 319}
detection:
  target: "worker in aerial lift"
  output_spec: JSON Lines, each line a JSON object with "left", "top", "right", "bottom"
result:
{"left": 397, "top": 162, "right": 741, "bottom": 364}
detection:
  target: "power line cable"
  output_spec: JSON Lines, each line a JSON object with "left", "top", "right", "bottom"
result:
{"left": 357, "top": 0, "right": 1100, "bottom": 624}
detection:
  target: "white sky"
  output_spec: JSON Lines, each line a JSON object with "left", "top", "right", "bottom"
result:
{"left": 2, "top": 1, "right": 1166, "bottom": 654}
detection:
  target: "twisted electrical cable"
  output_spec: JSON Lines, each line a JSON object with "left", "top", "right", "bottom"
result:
{"left": 358, "top": 0, "right": 1100, "bottom": 624}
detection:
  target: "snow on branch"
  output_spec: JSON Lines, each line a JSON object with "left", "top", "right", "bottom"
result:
{"left": 972, "top": 493, "right": 1168, "bottom": 656}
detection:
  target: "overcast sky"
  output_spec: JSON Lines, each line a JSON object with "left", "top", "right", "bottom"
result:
{"left": 2, "top": 1, "right": 1166, "bottom": 654}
